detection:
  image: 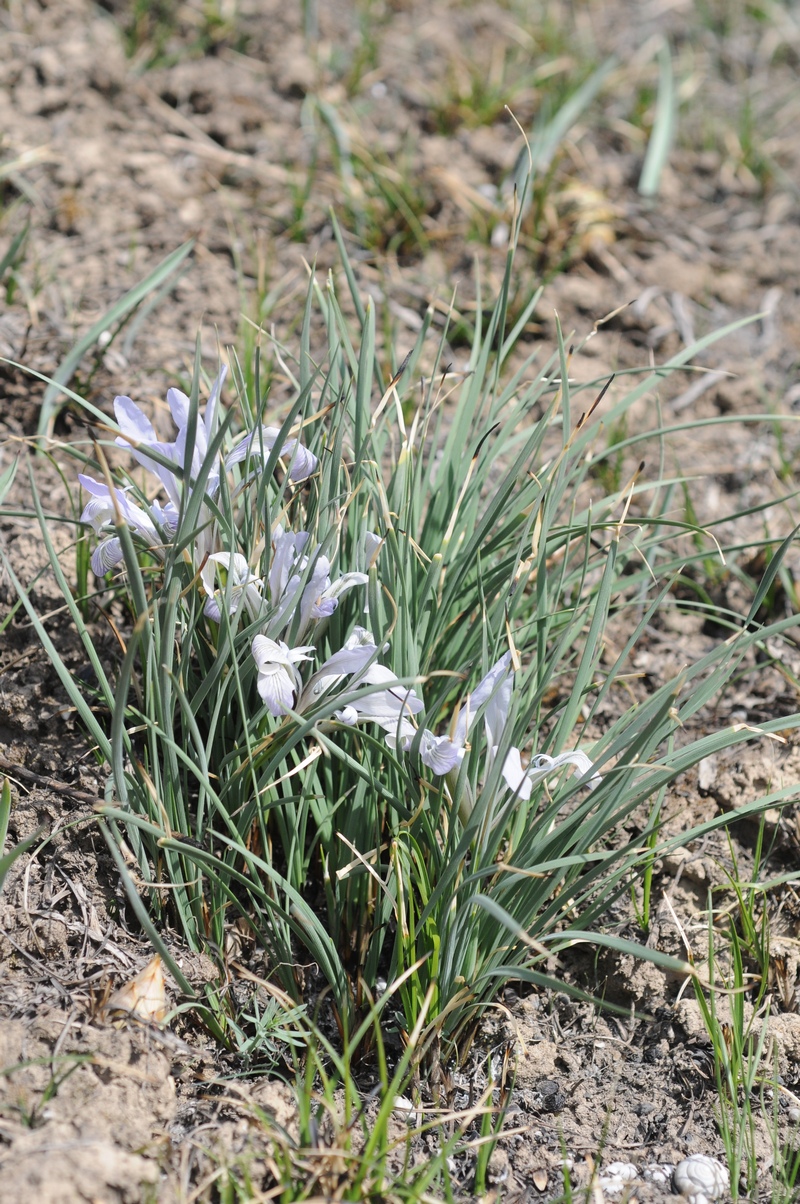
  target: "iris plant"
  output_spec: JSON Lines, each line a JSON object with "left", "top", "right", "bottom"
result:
{"left": 79, "top": 373, "right": 600, "bottom": 818}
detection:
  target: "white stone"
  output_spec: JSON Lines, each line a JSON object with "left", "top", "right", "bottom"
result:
{"left": 599, "top": 1162, "right": 638, "bottom": 1194}
{"left": 673, "top": 1154, "right": 729, "bottom": 1204}
{"left": 643, "top": 1164, "right": 674, "bottom": 1187}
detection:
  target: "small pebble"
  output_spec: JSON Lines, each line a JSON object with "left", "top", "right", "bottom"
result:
{"left": 532, "top": 1168, "right": 548, "bottom": 1191}
{"left": 788, "top": 1105, "right": 800, "bottom": 1124}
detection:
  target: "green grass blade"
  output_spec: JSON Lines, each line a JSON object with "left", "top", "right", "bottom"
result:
{"left": 38, "top": 241, "right": 194, "bottom": 441}
{"left": 639, "top": 40, "right": 678, "bottom": 198}
{"left": 0, "top": 779, "right": 43, "bottom": 896}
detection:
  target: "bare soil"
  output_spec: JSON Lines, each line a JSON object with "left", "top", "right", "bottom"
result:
{"left": 2, "top": 1, "right": 800, "bottom": 1200}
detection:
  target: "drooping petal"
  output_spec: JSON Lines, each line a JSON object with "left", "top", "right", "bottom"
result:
{"left": 453, "top": 651, "right": 513, "bottom": 748}
{"left": 531, "top": 750, "right": 602, "bottom": 790}
{"left": 252, "top": 634, "right": 314, "bottom": 671}
{"left": 80, "top": 490, "right": 115, "bottom": 533}
{"left": 91, "top": 537, "right": 124, "bottom": 576}
{"left": 203, "top": 594, "right": 223, "bottom": 623}
{"left": 286, "top": 442, "right": 318, "bottom": 481}
{"left": 500, "top": 746, "right": 533, "bottom": 800}
{"left": 256, "top": 660, "right": 299, "bottom": 715}
{"left": 500, "top": 746, "right": 601, "bottom": 798}
{"left": 417, "top": 730, "right": 464, "bottom": 775}
{"left": 150, "top": 499, "right": 180, "bottom": 536}
{"left": 311, "top": 595, "right": 338, "bottom": 621}
{"left": 78, "top": 474, "right": 119, "bottom": 529}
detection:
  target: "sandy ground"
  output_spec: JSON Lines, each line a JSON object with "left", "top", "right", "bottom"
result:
{"left": 2, "top": 0, "right": 800, "bottom": 1199}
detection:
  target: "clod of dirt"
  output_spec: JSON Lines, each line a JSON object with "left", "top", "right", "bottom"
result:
{"left": 0, "top": 1015, "right": 176, "bottom": 1204}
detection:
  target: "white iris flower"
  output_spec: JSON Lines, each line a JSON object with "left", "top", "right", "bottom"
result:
{"left": 201, "top": 552, "right": 264, "bottom": 622}
{"left": 500, "top": 748, "right": 602, "bottom": 797}
{"left": 402, "top": 650, "right": 601, "bottom": 803}
{"left": 252, "top": 635, "right": 315, "bottom": 716}
{"left": 409, "top": 652, "right": 513, "bottom": 774}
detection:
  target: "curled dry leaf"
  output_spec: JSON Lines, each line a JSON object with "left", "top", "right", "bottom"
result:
{"left": 104, "top": 954, "right": 168, "bottom": 1024}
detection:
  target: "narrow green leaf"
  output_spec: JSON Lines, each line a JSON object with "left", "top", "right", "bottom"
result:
{"left": 639, "top": 40, "right": 678, "bottom": 197}
{"left": 38, "top": 241, "right": 194, "bottom": 441}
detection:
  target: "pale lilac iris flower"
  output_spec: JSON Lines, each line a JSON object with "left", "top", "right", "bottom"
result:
{"left": 78, "top": 473, "right": 162, "bottom": 576}
{"left": 407, "top": 652, "right": 513, "bottom": 774}
{"left": 113, "top": 367, "right": 228, "bottom": 506}
{"left": 226, "top": 425, "right": 318, "bottom": 482}
{"left": 267, "top": 526, "right": 368, "bottom": 642}
{"left": 201, "top": 552, "right": 264, "bottom": 622}
{"left": 113, "top": 366, "right": 318, "bottom": 505}
{"left": 251, "top": 627, "right": 414, "bottom": 725}
{"left": 252, "top": 624, "right": 422, "bottom": 743}
{"left": 82, "top": 369, "right": 319, "bottom": 579}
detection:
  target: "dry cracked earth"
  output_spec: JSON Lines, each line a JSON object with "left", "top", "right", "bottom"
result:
{"left": 2, "top": 0, "right": 800, "bottom": 1200}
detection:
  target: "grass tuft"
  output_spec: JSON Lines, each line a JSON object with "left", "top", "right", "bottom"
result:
{"left": 4, "top": 213, "right": 800, "bottom": 1083}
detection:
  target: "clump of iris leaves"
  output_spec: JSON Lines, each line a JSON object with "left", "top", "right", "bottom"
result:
{"left": 6, "top": 220, "right": 800, "bottom": 1065}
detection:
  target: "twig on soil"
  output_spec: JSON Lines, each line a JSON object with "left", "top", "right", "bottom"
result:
{"left": 670, "top": 369, "right": 727, "bottom": 413}
{"left": 0, "top": 754, "right": 100, "bottom": 808}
